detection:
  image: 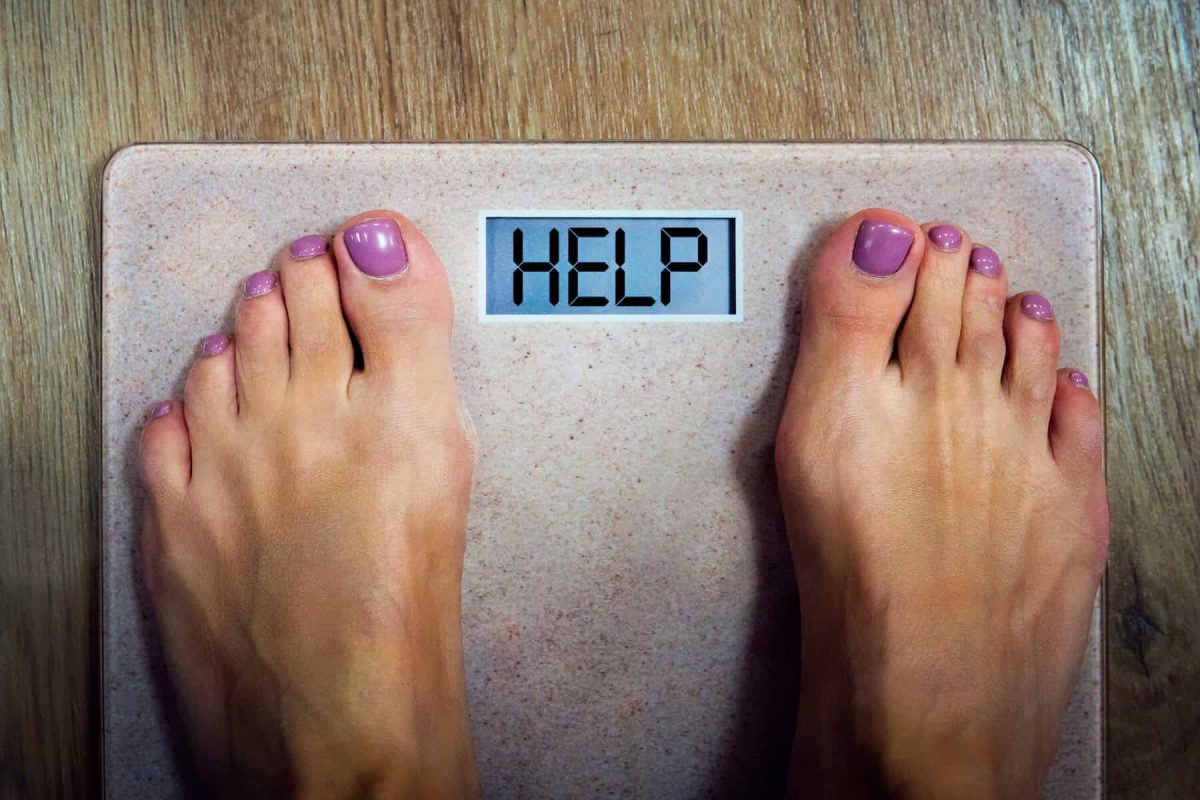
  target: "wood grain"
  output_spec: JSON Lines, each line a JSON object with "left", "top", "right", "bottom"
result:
{"left": 1, "top": 1, "right": 1196, "bottom": 797}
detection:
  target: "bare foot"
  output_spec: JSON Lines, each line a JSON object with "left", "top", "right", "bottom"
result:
{"left": 139, "top": 212, "right": 481, "bottom": 798}
{"left": 776, "top": 211, "right": 1109, "bottom": 798}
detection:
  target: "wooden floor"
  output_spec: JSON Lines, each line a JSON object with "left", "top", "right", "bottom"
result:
{"left": 1, "top": 1, "right": 1196, "bottom": 797}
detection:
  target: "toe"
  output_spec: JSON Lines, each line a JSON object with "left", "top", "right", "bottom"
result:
{"left": 184, "top": 333, "right": 238, "bottom": 432}
{"left": 278, "top": 235, "right": 354, "bottom": 386}
{"left": 332, "top": 211, "right": 454, "bottom": 379}
{"left": 139, "top": 400, "right": 192, "bottom": 492}
{"left": 897, "top": 223, "right": 970, "bottom": 377}
{"left": 794, "top": 209, "right": 922, "bottom": 376}
{"left": 958, "top": 245, "right": 1009, "bottom": 378}
{"left": 1002, "top": 292, "right": 1061, "bottom": 424}
{"left": 234, "top": 270, "right": 289, "bottom": 410}
{"left": 1049, "top": 368, "right": 1109, "bottom": 573}
{"left": 1049, "top": 368, "right": 1103, "bottom": 476}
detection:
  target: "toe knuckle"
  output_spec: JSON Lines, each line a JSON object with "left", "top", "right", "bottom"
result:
{"left": 1072, "top": 416, "right": 1105, "bottom": 463}
{"left": 296, "top": 329, "right": 339, "bottom": 357}
{"left": 1023, "top": 326, "right": 1061, "bottom": 359}
{"left": 811, "top": 298, "right": 894, "bottom": 339}
{"left": 368, "top": 293, "right": 453, "bottom": 331}
{"left": 980, "top": 292, "right": 1006, "bottom": 315}
{"left": 921, "top": 315, "right": 961, "bottom": 349}
{"left": 1024, "top": 375, "right": 1058, "bottom": 405}
{"left": 965, "top": 332, "right": 1006, "bottom": 368}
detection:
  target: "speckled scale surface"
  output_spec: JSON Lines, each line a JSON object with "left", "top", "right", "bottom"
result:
{"left": 101, "top": 143, "right": 1102, "bottom": 798}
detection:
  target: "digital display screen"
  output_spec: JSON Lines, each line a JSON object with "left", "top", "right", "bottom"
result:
{"left": 481, "top": 212, "right": 741, "bottom": 319}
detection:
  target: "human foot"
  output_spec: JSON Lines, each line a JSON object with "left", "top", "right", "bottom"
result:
{"left": 776, "top": 211, "right": 1108, "bottom": 798}
{"left": 138, "top": 212, "right": 481, "bottom": 798}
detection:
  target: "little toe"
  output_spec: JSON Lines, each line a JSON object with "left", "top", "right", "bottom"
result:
{"left": 278, "top": 235, "right": 354, "bottom": 386}
{"left": 1049, "top": 368, "right": 1109, "bottom": 572}
{"left": 958, "top": 245, "right": 1009, "bottom": 378}
{"left": 794, "top": 209, "right": 922, "bottom": 376}
{"left": 1049, "top": 368, "right": 1104, "bottom": 477}
{"left": 1002, "top": 292, "right": 1061, "bottom": 424}
{"left": 332, "top": 211, "right": 455, "bottom": 381}
{"left": 234, "top": 270, "right": 289, "bottom": 409}
{"left": 897, "top": 223, "right": 971, "bottom": 377}
{"left": 183, "top": 333, "right": 238, "bottom": 433}
{"left": 139, "top": 400, "right": 192, "bottom": 493}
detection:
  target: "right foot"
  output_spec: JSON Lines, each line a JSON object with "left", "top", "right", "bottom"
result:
{"left": 776, "top": 211, "right": 1109, "bottom": 798}
{"left": 139, "top": 211, "right": 481, "bottom": 798}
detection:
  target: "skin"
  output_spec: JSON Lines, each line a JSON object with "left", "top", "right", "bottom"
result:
{"left": 776, "top": 210, "right": 1108, "bottom": 798}
{"left": 140, "top": 211, "right": 481, "bottom": 798}
{"left": 139, "top": 207, "right": 1107, "bottom": 798}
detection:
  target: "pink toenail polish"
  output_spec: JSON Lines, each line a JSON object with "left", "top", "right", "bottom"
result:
{"left": 344, "top": 218, "right": 409, "bottom": 278}
{"left": 1019, "top": 293, "right": 1055, "bottom": 321}
{"left": 243, "top": 270, "right": 277, "bottom": 298}
{"left": 150, "top": 401, "right": 172, "bottom": 419}
{"left": 1069, "top": 369, "right": 1090, "bottom": 388}
{"left": 928, "top": 225, "right": 962, "bottom": 253}
{"left": 200, "top": 333, "right": 230, "bottom": 356}
{"left": 290, "top": 235, "right": 328, "bottom": 260}
{"left": 969, "top": 246, "right": 1002, "bottom": 277}
{"left": 852, "top": 220, "right": 913, "bottom": 276}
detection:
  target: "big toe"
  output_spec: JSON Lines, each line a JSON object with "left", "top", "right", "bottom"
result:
{"left": 333, "top": 211, "right": 456, "bottom": 389}
{"left": 778, "top": 210, "right": 921, "bottom": 464}
{"left": 794, "top": 209, "right": 922, "bottom": 377}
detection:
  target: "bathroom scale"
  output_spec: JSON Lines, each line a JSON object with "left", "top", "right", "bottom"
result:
{"left": 101, "top": 142, "right": 1104, "bottom": 798}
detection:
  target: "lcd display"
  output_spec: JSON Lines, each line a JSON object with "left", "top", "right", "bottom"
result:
{"left": 482, "top": 212, "right": 740, "bottom": 319}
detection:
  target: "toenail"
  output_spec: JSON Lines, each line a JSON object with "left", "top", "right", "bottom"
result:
{"left": 243, "top": 270, "right": 277, "bottom": 298}
{"left": 969, "top": 246, "right": 1002, "bottom": 277}
{"left": 290, "top": 235, "right": 329, "bottom": 260}
{"left": 1069, "top": 369, "right": 1090, "bottom": 388}
{"left": 852, "top": 220, "right": 913, "bottom": 276}
{"left": 1019, "top": 293, "right": 1055, "bottom": 321}
{"left": 150, "top": 400, "right": 172, "bottom": 419}
{"left": 928, "top": 225, "right": 962, "bottom": 253}
{"left": 200, "top": 333, "right": 231, "bottom": 356}
{"left": 344, "top": 218, "right": 409, "bottom": 278}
